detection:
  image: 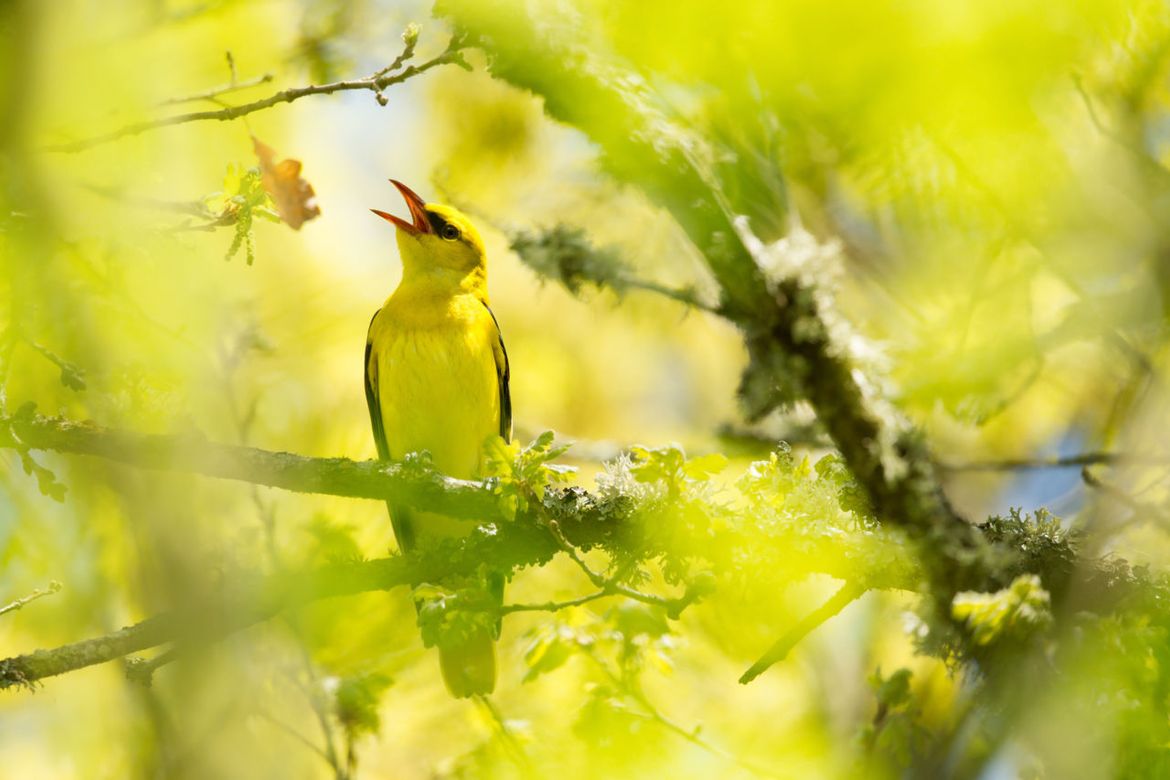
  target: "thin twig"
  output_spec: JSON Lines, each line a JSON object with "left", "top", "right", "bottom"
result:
{"left": 587, "top": 654, "right": 784, "bottom": 779}
{"left": 938, "top": 452, "right": 1164, "bottom": 472}
{"left": 255, "top": 710, "right": 336, "bottom": 766}
{"left": 499, "top": 589, "right": 609, "bottom": 614}
{"left": 0, "top": 551, "right": 429, "bottom": 689}
{"left": 371, "top": 24, "right": 419, "bottom": 81}
{"left": 739, "top": 580, "right": 866, "bottom": 684}
{"left": 217, "top": 349, "right": 346, "bottom": 777}
{"left": 624, "top": 697, "right": 785, "bottom": 779}
{"left": 1082, "top": 466, "right": 1170, "bottom": 525}
{"left": 931, "top": 133, "right": 1155, "bottom": 376}
{"left": 1072, "top": 74, "right": 1170, "bottom": 186}
{"left": 544, "top": 520, "right": 693, "bottom": 616}
{"left": 291, "top": 647, "right": 346, "bottom": 778}
{"left": 45, "top": 37, "right": 465, "bottom": 153}
{"left": 0, "top": 581, "right": 62, "bottom": 618}
{"left": 83, "top": 183, "right": 212, "bottom": 218}
{"left": 18, "top": 336, "right": 85, "bottom": 389}
{"left": 124, "top": 646, "right": 181, "bottom": 686}
{"left": 616, "top": 274, "right": 721, "bottom": 314}
{"left": 474, "top": 694, "right": 533, "bottom": 774}
{"left": 156, "top": 72, "right": 275, "bottom": 107}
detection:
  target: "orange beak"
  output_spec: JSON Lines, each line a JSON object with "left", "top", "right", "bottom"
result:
{"left": 370, "top": 179, "right": 432, "bottom": 235}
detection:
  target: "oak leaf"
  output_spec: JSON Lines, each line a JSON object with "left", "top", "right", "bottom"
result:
{"left": 251, "top": 136, "right": 322, "bottom": 230}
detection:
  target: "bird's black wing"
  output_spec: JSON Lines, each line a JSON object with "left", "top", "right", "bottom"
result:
{"left": 481, "top": 303, "right": 511, "bottom": 631}
{"left": 365, "top": 310, "right": 415, "bottom": 551}
{"left": 364, "top": 311, "right": 390, "bottom": 461}
{"left": 483, "top": 302, "right": 512, "bottom": 443}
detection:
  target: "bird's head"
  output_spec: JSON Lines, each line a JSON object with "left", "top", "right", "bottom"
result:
{"left": 371, "top": 180, "right": 486, "bottom": 279}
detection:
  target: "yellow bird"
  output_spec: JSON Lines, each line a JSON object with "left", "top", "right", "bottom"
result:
{"left": 365, "top": 180, "right": 511, "bottom": 698}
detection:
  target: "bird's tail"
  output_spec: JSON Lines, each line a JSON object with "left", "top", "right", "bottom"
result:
{"left": 392, "top": 502, "right": 503, "bottom": 698}
{"left": 439, "top": 629, "right": 496, "bottom": 698}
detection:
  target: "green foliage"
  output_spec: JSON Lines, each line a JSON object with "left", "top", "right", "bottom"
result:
{"left": 1065, "top": 611, "right": 1170, "bottom": 778}
{"left": 628, "top": 444, "right": 727, "bottom": 499}
{"left": 412, "top": 575, "right": 500, "bottom": 649}
{"left": 860, "top": 667, "right": 931, "bottom": 767}
{"left": 484, "top": 431, "right": 575, "bottom": 521}
{"left": 521, "top": 603, "right": 677, "bottom": 689}
{"left": 22, "top": 339, "right": 86, "bottom": 392}
{"left": 16, "top": 449, "right": 65, "bottom": 503}
{"left": 2, "top": 403, "right": 66, "bottom": 502}
{"left": 302, "top": 515, "right": 363, "bottom": 564}
{"left": 334, "top": 671, "right": 394, "bottom": 740}
{"left": 55, "top": 362, "right": 85, "bottom": 392}
{"left": 203, "top": 164, "right": 280, "bottom": 266}
{"left": 522, "top": 618, "right": 592, "bottom": 683}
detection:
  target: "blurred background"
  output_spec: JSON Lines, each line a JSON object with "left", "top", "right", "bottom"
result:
{"left": 3, "top": 0, "right": 1170, "bottom": 777}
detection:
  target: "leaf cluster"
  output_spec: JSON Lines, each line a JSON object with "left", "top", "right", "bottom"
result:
{"left": 484, "top": 431, "right": 576, "bottom": 522}
{"left": 203, "top": 164, "right": 281, "bottom": 265}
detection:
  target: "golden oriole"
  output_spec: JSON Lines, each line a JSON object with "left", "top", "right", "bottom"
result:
{"left": 365, "top": 180, "right": 511, "bottom": 698}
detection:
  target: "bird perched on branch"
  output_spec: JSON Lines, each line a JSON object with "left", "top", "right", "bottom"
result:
{"left": 365, "top": 180, "right": 511, "bottom": 697}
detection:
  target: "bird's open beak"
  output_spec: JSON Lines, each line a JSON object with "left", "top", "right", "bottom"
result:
{"left": 371, "top": 179, "right": 432, "bottom": 235}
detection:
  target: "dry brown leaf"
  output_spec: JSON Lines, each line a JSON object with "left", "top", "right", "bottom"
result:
{"left": 252, "top": 136, "right": 322, "bottom": 230}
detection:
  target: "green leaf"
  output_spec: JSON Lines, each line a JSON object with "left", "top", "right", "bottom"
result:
{"left": 303, "top": 515, "right": 362, "bottom": 563}
{"left": 870, "top": 667, "right": 912, "bottom": 709}
{"left": 683, "top": 452, "right": 729, "bottom": 480}
{"left": 334, "top": 672, "right": 394, "bottom": 738}
{"left": 58, "top": 363, "right": 86, "bottom": 391}
{"left": 608, "top": 603, "right": 671, "bottom": 640}
{"left": 523, "top": 625, "right": 576, "bottom": 682}
{"left": 19, "top": 450, "right": 67, "bottom": 502}
{"left": 629, "top": 445, "right": 685, "bottom": 484}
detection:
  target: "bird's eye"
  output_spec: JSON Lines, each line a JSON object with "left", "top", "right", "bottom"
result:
{"left": 440, "top": 223, "right": 460, "bottom": 241}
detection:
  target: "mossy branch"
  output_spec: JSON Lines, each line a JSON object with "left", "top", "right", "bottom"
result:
{"left": 0, "top": 411, "right": 906, "bottom": 585}
{"left": 0, "top": 532, "right": 538, "bottom": 690}
{"left": 3, "top": 412, "right": 498, "bottom": 521}
{"left": 0, "top": 411, "right": 1160, "bottom": 690}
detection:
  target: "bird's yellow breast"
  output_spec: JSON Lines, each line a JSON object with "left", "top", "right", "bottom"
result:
{"left": 368, "top": 289, "right": 500, "bottom": 483}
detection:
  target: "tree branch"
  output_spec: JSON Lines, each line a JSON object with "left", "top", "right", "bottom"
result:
{"left": 0, "top": 524, "right": 550, "bottom": 690}
{"left": 45, "top": 34, "right": 465, "bottom": 153}
{"left": 738, "top": 581, "right": 867, "bottom": 684}
{"left": 543, "top": 518, "right": 696, "bottom": 616}
{"left": 156, "top": 71, "right": 275, "bottom": 108}
{"left": 0, "top": 411, "right": 914, "bottom": 586}
{"left": 498, "top": 589, "right": 608, "bottom": 614}
{"left": 4, "top": 412, "right": 499, "bottom": 521}
{"left": 0, "top": 558, "right": 385, "bottom": 689}
{"left": 940, "top": 452, "right": 1165, "bottom": 472}
{"left": 0, "top": 581, "right": 62, "bottom": 618}
{"left": 0, "top": 411, "right": 1154, "bottom": 691}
